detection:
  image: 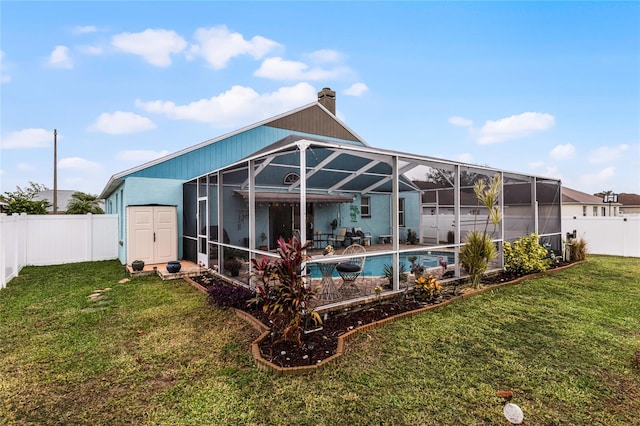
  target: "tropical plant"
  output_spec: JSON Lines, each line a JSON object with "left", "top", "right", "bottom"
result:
{"left": 0, "top": 182, "right": 50, "bottom": 214}
{"left": 382, "top": 262, "right": 408, "bottom": 287}
{"left": 414, "top": 274, "right": 441, "bottom": 300}
{"left": 459, "top": 174, "right": 502, "bottom": 289}
{"left": 503, "top": 233, "right": 551, "bottom": 275}
{"left": 65, "top": 192, "right": 104, "bottom": 214}
{"left": 249, "top": 236, "right": 321, "bottom": 347}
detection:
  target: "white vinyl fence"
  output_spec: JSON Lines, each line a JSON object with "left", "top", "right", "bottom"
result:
{"left": 1, "top": 213, "right": 118, "bottom": 289}
{"left": 562, "top": 215, "right": 640, "bottom": 257}
{"left": 421, "top": 214, "right": 639, "bottom": 258}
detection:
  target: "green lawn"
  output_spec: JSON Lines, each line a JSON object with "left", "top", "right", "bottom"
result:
{"left": 0, "top": 256, "right": 638, "bottom": 425}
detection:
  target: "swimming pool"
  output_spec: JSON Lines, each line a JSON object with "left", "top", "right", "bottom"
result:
{"left": 309, "top": 251, "right": 455, "bottom": 278}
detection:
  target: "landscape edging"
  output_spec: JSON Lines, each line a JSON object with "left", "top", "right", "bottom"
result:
{"left": 189, "top": 261, "right": 585, "bottom": 375}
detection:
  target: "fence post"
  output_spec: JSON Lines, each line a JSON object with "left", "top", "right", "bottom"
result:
{"left": 87, "top": 213, "right": 93, "bottom": 261}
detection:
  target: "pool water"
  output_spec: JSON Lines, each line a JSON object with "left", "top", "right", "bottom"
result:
{"left": 309, "top": 251, "right": 455, "bottom": 278}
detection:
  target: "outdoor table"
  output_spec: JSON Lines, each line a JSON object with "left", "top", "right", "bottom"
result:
{"left": 314, "top": 258, "right": 341, "bottom": 301}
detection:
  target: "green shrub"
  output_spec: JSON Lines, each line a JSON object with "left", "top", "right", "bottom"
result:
{"left": 460, "top": 230, "right": 496, "bottom": 288}
{"left": 459, "top": 174, "right": 502, "bottom": 289}
{"left": 503, "top": 233, "right": 551, "bottom": 275}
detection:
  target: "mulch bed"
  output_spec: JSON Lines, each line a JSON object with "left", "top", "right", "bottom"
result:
{"left": 192, "top": 261, "right": 574, "bottom": 369}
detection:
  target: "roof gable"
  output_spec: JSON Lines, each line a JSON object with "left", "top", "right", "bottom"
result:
{"left": 264, "top": 104, "right": 360, "bottom": 142}
{"left": 100, "top": 101, "right": 366, "bottom": 198}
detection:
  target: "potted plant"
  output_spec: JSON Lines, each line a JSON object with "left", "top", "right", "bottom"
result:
{"left": 259, "top": 232, "right": 268, "bottom": 251}
{"left": 131, "top": 259, "right": 145, "bottom": 271}
{"left": 224, "top": 258, "right": 243, "bottom": 277}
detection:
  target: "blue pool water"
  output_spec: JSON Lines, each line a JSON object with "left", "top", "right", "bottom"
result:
{"left": 309, "top": 251, "right": 455, "bottom": 278}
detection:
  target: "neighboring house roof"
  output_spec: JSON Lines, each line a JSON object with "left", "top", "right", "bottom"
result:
{"left": 33, "top": 190, "right": 105, "bottom": 213}
{"left": 413, "top": 180, "right": 563, "bottom": 206}
{"left": 618, "top": 193, "right": 640, "bottom": 207}
{"left": 34, "top": 190, "right": 78, "bottom": 213}
{"left": 100, "top": 101, "right": 367, "bottom": 199}
{"left": 561, "top": 186, "right": 614, "bottom": 205}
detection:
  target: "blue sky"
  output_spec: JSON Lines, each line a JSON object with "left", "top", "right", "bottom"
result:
{"left": 1, "top": 1, "right": 639, "bottom": 197}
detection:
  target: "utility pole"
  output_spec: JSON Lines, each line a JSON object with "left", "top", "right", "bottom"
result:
{"left": 53, "top": 129, "right": 58, "bottom": 214}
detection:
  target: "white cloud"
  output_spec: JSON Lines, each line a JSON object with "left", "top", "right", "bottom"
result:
{"left": 89, "top": 111, "right": 156, "bottom": 135}
{"left": 449, "top": 116, "right": 473, "bottom": 127}
{"left": 72, "top": 25, "right": 98, "bottom": 35}
{"left": 456, "top": 153, "right": 473, "bottom": 163}
{"left": 116, "top": 150, "right": 170, "bottom": 162}
{"left": 136, "top": 83, "right": 317, "bottom": 128}
{"left": 549, "top": 143, "right": 576, "bottom": 160}
{"left": 579, "top": 166, "right": 615, "bottom": 186}
{"left": 1, "top": 128, "right": 53, "bottom": 149}
{"left": 1, "top": 50, "right": 11, "bottom": 83}
{"left": 305, "top": 49, "right": 342, "bottom": 63}
{"left": 344, "top": 83, "right": 369, "bottom": 97}
{"left": 528, "top": 161, "right": 560, "bottom": 178}
{"left": 188, "top": 25, "right": 280, "bottom": 69}
{"left": 77, "top": 45, "right": 103, "bottom": 55}
{"left": 587, "top": 144, "right": 629, "bottom": 164}
{"left": 254, "top": 57, "right": 349, "bottom": 80}
{"left": 475, "top": 112, "right": 555, "bottom": 144}
{"left": 48, "top": 45, "right": 73, "bottom": 69}
{"left": 58, "top": 157, "right": 101, "bottom": 171}
{"left": 17, "top": 163, "right": 36, "bottom": 171}
{"left": 112, "top": 29, "right": 187, "bottom": 67}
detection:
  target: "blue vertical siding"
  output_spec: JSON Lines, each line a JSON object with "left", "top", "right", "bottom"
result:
{"left": 126, "top": 126, "right": 365, "bottom": 181}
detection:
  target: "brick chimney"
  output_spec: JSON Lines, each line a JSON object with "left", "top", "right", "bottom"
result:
{"left": 317, "top": 87, "right": 336, "bottom": 115}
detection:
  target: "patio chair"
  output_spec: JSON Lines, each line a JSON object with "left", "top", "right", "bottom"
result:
{"left": 328, "top": 227, "right": 348, "bottom": 247}
{"left": 336, "top": 244, "right": 366, "bottom": 297}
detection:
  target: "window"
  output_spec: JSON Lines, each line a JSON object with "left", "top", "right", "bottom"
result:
{"left": 582, "top": 206, "right": 587, "bottom": 217}
{"left": 602, "top": 206, "right": 606, "bottom": 216}
{"left": 593, "top": 206, "right": 598, "bottom": 216}
{"left": 283, "top": 172, "right": 299, "bottom": 185}
{"left": 398, "top": 198, "right": 405, "bottom": 227}
{"left": 360, "top": 196, "right": 371, "bottom": 217}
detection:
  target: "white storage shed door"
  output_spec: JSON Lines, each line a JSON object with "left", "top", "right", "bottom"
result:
{"left": 127, "top": 206, "right": 177, "bottom": 265}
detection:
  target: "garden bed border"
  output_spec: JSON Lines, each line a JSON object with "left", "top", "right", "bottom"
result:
{"left": 185, "top": 261, "right": 584, "bottom": 375}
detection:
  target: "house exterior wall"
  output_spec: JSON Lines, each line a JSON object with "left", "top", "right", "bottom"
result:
{"left": 105, "top": 177, "right": 183, "bottom": 264}
{"left": 564, "top": 203, "right": 618, "bottom": 217}
{"left": 107, "top": 125, "right": 366, "bottom": 264}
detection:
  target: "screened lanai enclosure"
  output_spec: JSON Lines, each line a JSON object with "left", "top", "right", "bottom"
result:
{"left": 183, "top": 135, "right": 562, "bottom": 307}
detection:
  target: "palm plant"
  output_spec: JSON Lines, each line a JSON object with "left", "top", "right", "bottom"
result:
{"left": 459, "top": 174, "right": 502, "bottom": 289}
{"left": 66, "top": 192, "right": 104, "bottom": 214}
